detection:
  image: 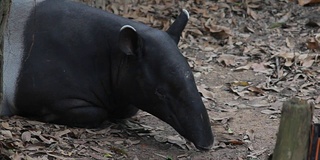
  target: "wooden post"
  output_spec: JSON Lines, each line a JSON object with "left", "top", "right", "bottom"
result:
{"left": 0, "top": 0, "right": 12, "bottom": 102}
{"left": 272, "top": 98, "right": 313, "bottom": 160}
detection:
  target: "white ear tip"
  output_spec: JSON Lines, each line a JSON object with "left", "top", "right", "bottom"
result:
{"left": 120, "top": 25, "right": 136, "bottom": 31}
{"left": 182, "top": 9, "right": 189, "bottom": 19}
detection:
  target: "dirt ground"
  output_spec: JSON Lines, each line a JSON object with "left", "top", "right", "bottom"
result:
{"left": 1, "top": 0, "right": 320, "bottom": 159}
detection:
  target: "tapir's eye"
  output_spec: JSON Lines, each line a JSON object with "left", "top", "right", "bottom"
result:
{"left": 155, "top": 88, "right": 166, "bottom": 99}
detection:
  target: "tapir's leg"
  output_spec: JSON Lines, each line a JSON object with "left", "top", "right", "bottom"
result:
{"left": 18, "top": 99, "right": 139, "bottom": 128}
{"left": 109, "top": 104, "right": 139, "bottom": 120}
{"left": 42, "top": 105, "right": 138, "bottom": 127}
{"left": 43, "top": 106, "right": 109, "bottom": 128}
{"left": 17, "top": 99, "right": 110, "bottom": 128}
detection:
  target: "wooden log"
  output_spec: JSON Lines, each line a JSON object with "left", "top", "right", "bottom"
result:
{"left": 272, "top": 98, "right": 313, "bottom": 160}
{"left": 0, "top": 0, "right": 12, "bottom": 102}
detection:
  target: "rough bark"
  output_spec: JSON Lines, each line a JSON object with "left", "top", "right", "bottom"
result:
{"left": 0, "top": 0, "right": 12, "bottom": 102}
{"left": 272, "top": 98, "right": 313, "bottom": 160}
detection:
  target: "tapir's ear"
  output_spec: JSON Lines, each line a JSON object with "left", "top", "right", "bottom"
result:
{"left": 119, "top": 25, "right": 141, "bottom": 56}
{"left": 166, "top": 9, "right": 189, "bottom": 44}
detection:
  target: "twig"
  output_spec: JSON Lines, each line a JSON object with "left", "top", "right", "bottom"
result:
{"left": 154, "top": 153, "right": 167, "bottom": 159}
{"left": 275, "top": 56, "right": 280, "bottom": 79}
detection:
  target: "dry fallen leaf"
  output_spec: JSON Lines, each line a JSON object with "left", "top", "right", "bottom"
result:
{"left": 307, "top": 37, "right": 320, "bottom": 50}
{"left": 1, "top": 130, "right": 13, "bottom": 139}
{"left": 247, "top": 8, "right": 259, "bottom": 20}
{"left": 54, "top": 129, "right": 71, "bottom": 137}
{"left": 278, "top": 11, "right": 291, "bottom": 24}
{"left": 248, "top": 99, "right": 270, "bottom": 107}
{"left": 247, "top": 149, "right": 268, "bottom": 158}
{"left": 248, "top": 86, "right": 265, "bottom": 95}
{"left": 1, "top": 122, "right": 12, "bottom": 130}
{"left": 251, "top": 63, "right": 272, "bottom": 74}
{"left": 231, "top": 81, "right": 251, "bottom": 87}
{"left": 234, "top": 63, "right": 252, "bottom": 71}
{"left": 207, "top": 25, "right": 232, "bottom": 39}
{"left": 197, "top": 85, "right": 215, "bottom": 101}
{"left": 167, "top": 135, "right": 187, "bottom": 149}
{"left": 245, "top": 129, "right": 255, "bottom": 141}
{"left": 21, "top": 131, "right": 31, "bottom": 142}
{"left": 90, "top": 146, "right": 114, "bottom": 155}
{"left": 217, "top": 54, "right": 248, "bottom": 67}
{"left": 299, "top": 0, "right": 320, "bottom": 6}
{"left": 261, "top": 110, "right": 281, "bottom": 115}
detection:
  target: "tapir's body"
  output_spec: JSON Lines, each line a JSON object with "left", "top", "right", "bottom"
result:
{"left": 1, "top": 0, "right": 213, "bottom": 150}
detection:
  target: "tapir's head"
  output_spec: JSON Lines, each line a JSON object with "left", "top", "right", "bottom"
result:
{"left": 116, "top": 10, "right": 213, "bottom": 150}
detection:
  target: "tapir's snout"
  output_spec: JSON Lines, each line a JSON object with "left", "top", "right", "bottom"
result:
{"left": 192, "top": 127, "right": 214, "bottom": 150}
{"left": 197, "top": 143, "right": 213, "bottom": 151}
{"left": 153, "top": 98, "right": 214, "bottom": 150}
{"left": 183, "top": 110, "right": 214, "bottom": 151}
{"left": 180, "top": 87, "right": 214, "bottom": 150}
{"left": 167, "top": 95, "right": 214, "bottom": 151}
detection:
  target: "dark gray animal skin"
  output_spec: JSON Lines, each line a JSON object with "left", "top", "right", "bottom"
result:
{"left": 1, "top": 0, "right": 214, "bottom": 150}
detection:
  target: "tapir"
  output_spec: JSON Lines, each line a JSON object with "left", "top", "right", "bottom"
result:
{"left": 1, "top": 0, "right": 213, "bottom": 150}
